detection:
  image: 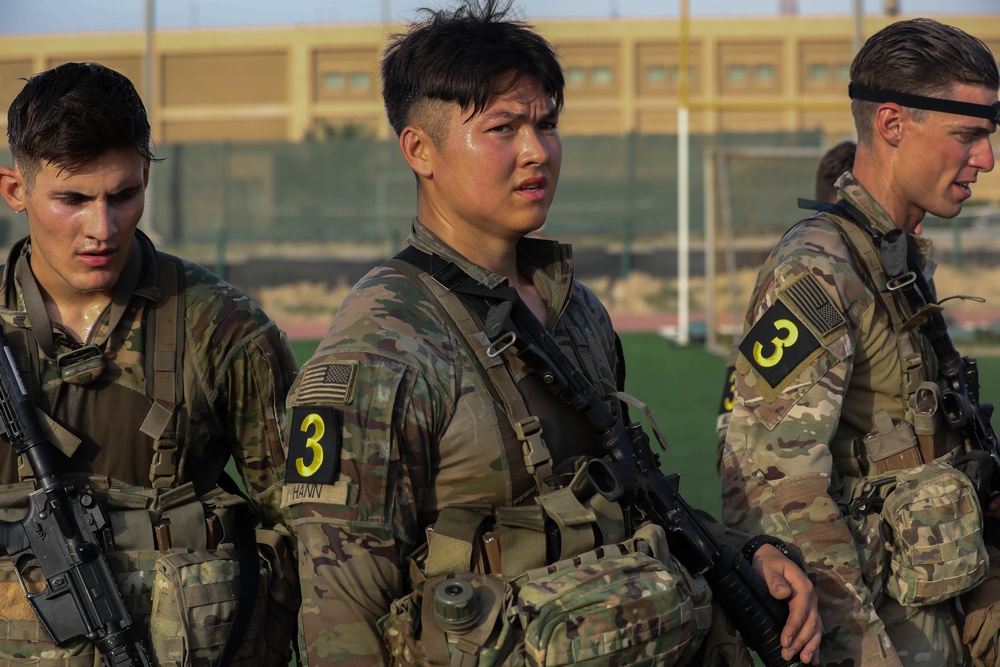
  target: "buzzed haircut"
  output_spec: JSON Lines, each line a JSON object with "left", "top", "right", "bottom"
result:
{"left": 380, "top": 0, "right": 564, "bottom": 139}
{"left": 7, "top": 62, "right": 154, "bottom": 186}
{"left": 850, "top": 18, "right": 999, "bottom": 145}
{"left": 815, "top": 141, "right": 856, "bottom": 203}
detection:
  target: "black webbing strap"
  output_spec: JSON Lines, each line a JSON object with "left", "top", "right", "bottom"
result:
{"left": 217, "top": 470, "right": 260, "bottom": 667}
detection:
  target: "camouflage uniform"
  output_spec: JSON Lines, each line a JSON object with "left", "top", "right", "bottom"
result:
{"left": 0, "top": 232, "right": 298, "bottom": 663}
{"left": 284, "top": 220, "right": 722, "bottom": 666}
{"left": 720, "top": 173, "right": 966, "bottom": 667}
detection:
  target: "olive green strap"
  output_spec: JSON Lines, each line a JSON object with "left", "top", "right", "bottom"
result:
{"left": 424, "top": 507, "right": 490, "bottom": 577}
{"left": 143, "top": 255, "right": 185, "bottom": 490}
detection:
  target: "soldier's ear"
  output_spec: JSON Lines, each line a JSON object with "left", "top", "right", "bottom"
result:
{"left": 399, "top": 125, "right": 435, "bottom": 179}
{"left": 875, "top": 102, "right": 905, "bottom": 148}
{"left": 0, "top": 166, "right": 27, "bottom": 213}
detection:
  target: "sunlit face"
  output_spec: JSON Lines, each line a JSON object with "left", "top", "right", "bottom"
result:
{"left": 421, "top": 75, "right": 562, "bottom": 247}
{"left": 8, "top": 148, "right": 148, "bottom": 302}
{"left": 893, "top": 83, "right": 997, "bottom": 231}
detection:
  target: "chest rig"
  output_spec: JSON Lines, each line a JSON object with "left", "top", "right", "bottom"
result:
{"left": 2, "top": 252, "right": 185, "bottom": 490}
{"left": 799, "top": 199, "right": 957, "bottom": 478}
{"left": 387, "top": 247, "right": 631, "bottom": 580}
{"left": 0, "top": 252, "right": 270, "bottom": 667}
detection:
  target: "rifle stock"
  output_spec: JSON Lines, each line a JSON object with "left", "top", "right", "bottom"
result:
{"left": 0, "top": 336, "right": 151, "bottom": 667}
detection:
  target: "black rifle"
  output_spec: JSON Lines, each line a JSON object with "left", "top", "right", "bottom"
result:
{"left": 879, "top": 227, "right": 1000, "bottom": 514}
{"left": 0, "top": 335, "right": 151, "bottom": 667}
{"left": 500, "top": 301, "right": 801, "bottom": 667}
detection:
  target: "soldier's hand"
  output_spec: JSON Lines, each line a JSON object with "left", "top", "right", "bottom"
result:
{"left": 751, "top": 544, "right": 823, "bottom": 665}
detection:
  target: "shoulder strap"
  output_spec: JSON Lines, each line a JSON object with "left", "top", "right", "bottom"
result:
{"left": 141, "top": 254, "right": 187, "bottom": 489}
{"left": 387, "top": 250, "right": 557, "bottom": 494}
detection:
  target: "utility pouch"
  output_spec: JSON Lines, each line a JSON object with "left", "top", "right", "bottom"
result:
{"left": 879, "top": 462, "right": 989, "bottom": 606}
{"left": 862, "top": 409, "right": 924, "bottom": 474}
{"left": 516, "top": 523, "right": 712, "bottom": 667}
{"left": 148, "top": 546, "right": 271, "bottom": 667}
{"left": 379, "top": 523, "right": 712, "bottom": 667}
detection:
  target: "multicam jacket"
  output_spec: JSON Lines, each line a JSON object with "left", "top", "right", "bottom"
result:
{"left": 0, "top": 231, "right": 299, "bottom": 664}
{"left": 720, "top": 173, "right": 962, "bottom": 666}
{"left": 282, "top": 220, "right": 637, "bottom": 666}
{"left": 0, "top": 231, "right": 298, "bottom": 526}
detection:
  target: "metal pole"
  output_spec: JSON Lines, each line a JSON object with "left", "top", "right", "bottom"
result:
{"left": 852, "top": 0, "right": 864, "bottom": 56}
{"left": 143, "top": 0, "right": 156, "bottom": 237}
{"left": 677, "top": 0, "right": 690, "bottom": 346}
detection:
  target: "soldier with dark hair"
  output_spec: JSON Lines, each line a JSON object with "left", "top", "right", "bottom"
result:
{"left": 721, "top": 18, "right": 1000, "bottom": 667}
{"left": 814, "top": 141, "right": 856, "bottom": 204}
{"left": 283, "top": 2, "right": 821, "bottom": 665}
{"left": 0, "top": 61, "right": 300, "bottom": 664}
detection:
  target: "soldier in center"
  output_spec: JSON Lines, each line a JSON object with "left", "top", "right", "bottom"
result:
{"left": 283, "top": 1, "right": 822, "bottom": 665}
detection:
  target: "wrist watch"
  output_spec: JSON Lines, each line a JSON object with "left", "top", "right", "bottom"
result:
{"left": 741, "top": 534, "right": 792, "bottom": 563}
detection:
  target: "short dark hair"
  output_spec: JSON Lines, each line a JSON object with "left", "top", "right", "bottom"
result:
{"left": 815, "top": 141, "right": 856, "bottom": 203}
{"left": 7, "top": 62, "right": 154, "bottom": 186}
{"left": 380, "top": 0, "right": 564, "bottom": 138}
{"left": 850, "top": 19, "right": 999, "bottom": 144}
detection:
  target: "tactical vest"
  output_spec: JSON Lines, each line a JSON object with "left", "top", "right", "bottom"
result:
{"left": 806, "top": 208, "right": 959, "bottom": 479}
{"left": 0, "top": 251, "right": 297, "bottom": 667}
{"left": 379, "top": 252, "right": 714, "bottom": 667}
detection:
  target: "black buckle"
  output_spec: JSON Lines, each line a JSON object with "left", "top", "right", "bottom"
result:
{"left": 56, "top": 344, "right": 105, "bottom": 385}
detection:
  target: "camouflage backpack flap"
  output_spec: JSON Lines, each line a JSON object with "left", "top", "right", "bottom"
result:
{"left": 878, "top": 461, "right": 989, "bottom": 606}
{"left": 515, "top": 523, "right": 712, "bottom": 667}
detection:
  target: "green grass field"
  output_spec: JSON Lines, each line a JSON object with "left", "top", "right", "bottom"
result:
{"left": 290, "top": 334, "right": 1000, "bottom": 520}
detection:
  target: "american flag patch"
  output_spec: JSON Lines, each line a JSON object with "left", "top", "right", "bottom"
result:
{"left": 781, "top": 273, "right": 845, "bottom": 337}
{"left": 296, "top": 361, "right": 358, "bottom": 405}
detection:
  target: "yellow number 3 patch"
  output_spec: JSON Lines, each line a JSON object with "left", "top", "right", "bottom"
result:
{"left": 286, "top": 406, "right": 341, "bottom": 484}
{"left": 296, "top": 413, "right": 325, "bottom": 478}
{"left": 752, "top": 319, "right": 799, "bottom": 368}
{"left": 738, "top": 300, "right": 820, "bottom": 391}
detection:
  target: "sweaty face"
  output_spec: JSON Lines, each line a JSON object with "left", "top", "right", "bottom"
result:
{"left": 18, "top": 148, "right": 148, "bottom": 302}
{"left": 893, "top": 83, "right": 997, "bottom": 230}
{"left": 421, "top": 75, "right": 562, "bottom": 256}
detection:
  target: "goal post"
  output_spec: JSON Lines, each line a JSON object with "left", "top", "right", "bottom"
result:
{"left": 703, "top": 146, "right": 828, "bottom": 354}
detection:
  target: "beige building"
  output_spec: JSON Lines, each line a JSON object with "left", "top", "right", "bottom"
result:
{"left": 1, "top": 14, "right": 998, "bottom": 145}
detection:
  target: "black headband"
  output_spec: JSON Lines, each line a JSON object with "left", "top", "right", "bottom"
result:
{"left": 849, "top": 83, "right": 1000, "bottom": 124}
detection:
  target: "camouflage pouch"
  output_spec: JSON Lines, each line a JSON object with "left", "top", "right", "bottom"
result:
{"left": 516, "top": 524, "right": 712, "bottom": 667}
{"left": 148, "top": 546, "right": 272, "bottom": 667}
{"left": 879, "top": 462, "right": 989, "bottom": 606}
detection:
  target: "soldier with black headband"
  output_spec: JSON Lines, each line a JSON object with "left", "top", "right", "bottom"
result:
{"left": 720, "top": 17, "right": 1000, "bottom": 667}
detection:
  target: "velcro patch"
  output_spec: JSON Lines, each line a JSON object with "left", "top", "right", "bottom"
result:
{"left": 738, "top": 300, "right": 819, "bottom": 390}
{"left": 718, "top": 365, "right": 737, "bottom": 417}
{"left": 295, "top": 361, "right": 358, "bottom": 405}
{"left": 780, "top": 273, "right": 845, "bottom": 344}
{"left": 285, "top": 406, "right": 341, "bottom": 485}
{"left": 281, "top": 481, "right": 354, "bottom": 508}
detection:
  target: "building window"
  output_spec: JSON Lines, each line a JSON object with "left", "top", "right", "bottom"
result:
{"left": 591, "top": 66, "right": 613, "bottom": 86}
{"left": 349, "top": 72, "right": 370, "bottom": 89}
{"left": 727, "top": 64, "right": 748, "bottom": 82}
{"left": 566, "top": 66, "right": 586, "bottom": 85}
{"left": 645, "top": 65, "right": 667, "bottom": 84}
{"left": 808, "top": 63, "right": 829, "bottom": 81}
{"left": 754, "top": 64, "right": 776, "bottom": 82}
{"left": 323, "top": 72, "right": 344, "bottom": 90}
{"left": 835, "top": 63, "right": 851, "bottom": 80}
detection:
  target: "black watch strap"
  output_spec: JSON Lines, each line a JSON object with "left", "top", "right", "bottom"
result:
{"left": 741, "top": 534, "right": 792, "bottom": 562}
